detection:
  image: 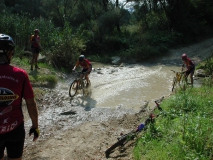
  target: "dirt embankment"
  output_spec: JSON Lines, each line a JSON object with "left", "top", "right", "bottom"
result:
{"left": 22, "top": 38, "right": 213, "bottom": 160}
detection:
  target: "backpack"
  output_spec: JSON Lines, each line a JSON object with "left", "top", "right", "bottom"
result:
{"left": 30, "top": 35, "right": 39, "bottom": 48}
{"left": 30, "top": 35, "right": 35, "bottom": 43}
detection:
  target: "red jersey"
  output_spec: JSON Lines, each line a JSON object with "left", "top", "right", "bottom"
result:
{"left": 184, "top": 57, "right": 194, "bottom": 66}
{"left": 31, "top": 34, "right": 40, "bottom": 48}
{"left": 75, "top": 59, "right": 91, "bottom": 69}
{"left": 183, "top": 57, "right": 195, "bottom": 70}
{"left": 0, "top": 64, "right": 34, "bottom": 134}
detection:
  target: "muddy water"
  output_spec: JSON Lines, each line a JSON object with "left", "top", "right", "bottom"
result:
{"left": 24, "top": 62, "right": 186, "bottom": 133}
{"left": 23, "top": 52, "right": 204, "bottom": 128}
{"left": 86, "top": 36, "right": 213, "bottom": 112}
{"left": 88, "top": 63, "right": 180, "bottom": 111}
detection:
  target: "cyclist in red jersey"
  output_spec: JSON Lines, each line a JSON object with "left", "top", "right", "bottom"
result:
{"left": 181, "top": 53, "right": 195, "bottom": 85}
{"left": 30, "top": 29, "right": 41, "bottom": 70}
{"left": 0, "top": 34, "right": 39, "bottom": 160}
{"left": 72, "top": 55, "right": 92, "bottom": 86}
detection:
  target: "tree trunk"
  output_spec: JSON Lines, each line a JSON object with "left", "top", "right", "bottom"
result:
{"left": 116, "top": 0, "right": 121, "bottom": 32}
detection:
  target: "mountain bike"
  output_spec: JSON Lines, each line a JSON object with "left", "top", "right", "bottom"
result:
{"left": 69, "top": 71, "right": 89, "bottom": 97}
{"left": 171, "top": 70, "right": 187, "bottom": 92}
{"left": 105, "top": 101, "right": 163, "bottom": 158}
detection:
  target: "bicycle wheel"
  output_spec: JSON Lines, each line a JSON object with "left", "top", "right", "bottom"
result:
{"left": 82, "top": 79, "right": 88, "bottom": 96}
{"left": 172, "top": 77, "right": 177, "bottom": 92}
{"left": 83, "top": 79, "right": 87, "bottom": 87}
{"left": 179, "top": 77, "right": 188, "bottom": 91}
{"left": 69, "top": 80, "right": 78, "bottom": 97}
{"left": 105, "top": 138, "right": 127, "bottom": 157}
{"left": 105, "top": 131, "right": 136, "bottom": 157}
{"left": 81, "top": 80, "right": 86, "bottom": 96}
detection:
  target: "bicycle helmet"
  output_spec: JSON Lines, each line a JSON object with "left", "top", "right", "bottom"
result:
{"left": 34, "top": 29, "right": 39, "bottom": 33}
{"left": 0, "top": 34, "right": 15, "bottom": 52}
{"left": 79, "top": 55, "right": 85, "bottom": 62}
{"left": 182, "top": 53, "right": 187, "bottom": 60}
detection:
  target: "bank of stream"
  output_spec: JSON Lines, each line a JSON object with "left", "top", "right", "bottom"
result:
{"left": 22, "top": 37, "right": 213, "bottom": 159}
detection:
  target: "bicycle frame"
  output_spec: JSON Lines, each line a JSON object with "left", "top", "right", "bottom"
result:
{"left": 69, "top": 71, "right": 87, "bottom": 97}
{"left": 171, "top": 70, "right": 187, "bottom": 92}
{"left": 105, "top": 101, "right": 163, "bottom": 157}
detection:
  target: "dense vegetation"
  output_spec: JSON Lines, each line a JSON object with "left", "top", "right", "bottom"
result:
{"left": 3, "top": 1, "right": 213, "bottom": 159}
{"left": 1, "top": 0, "right": 213, "bottom": 69}
{"left": 134, "top": 79, "right": 213, "bottom": 160}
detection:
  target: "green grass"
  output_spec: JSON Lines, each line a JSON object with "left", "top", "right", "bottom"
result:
{"left": 133, "top": 84, "right": 213, "bottom": 160}
{"left": 12, "top": 57, "right": 59, "bottom": 88}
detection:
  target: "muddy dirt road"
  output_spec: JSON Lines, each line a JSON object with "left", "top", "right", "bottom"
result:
{"left": 22, "top": 38, "right": 213, "bottom": 160}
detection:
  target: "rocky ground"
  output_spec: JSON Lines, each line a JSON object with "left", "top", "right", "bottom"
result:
{"left": 19, "top": 37, "right": 213, "bottom": 160}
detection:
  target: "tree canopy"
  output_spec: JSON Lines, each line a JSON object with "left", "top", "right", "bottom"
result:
{"left": 1, "top": 0, "right": 213, "bottom": 68}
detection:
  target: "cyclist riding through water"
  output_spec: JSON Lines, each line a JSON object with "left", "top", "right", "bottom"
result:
{"left": 72, "top": 55, "right": 92, "bottom": 87}
{"left": 181, "top": 53, "right": 195, "bottom": 85}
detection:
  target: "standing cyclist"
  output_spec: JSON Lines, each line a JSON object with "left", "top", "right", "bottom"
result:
{"left": 30, "top": 29, "right": 41, "bottom": 70}
{"left": 72, "top": 55, "right": 92, "bottom": 87}
{"left": 181, "top": 53, "right": 195, "bottom": 85}
{"left": 0, "top": 34, "right": 39, "bottom": 160}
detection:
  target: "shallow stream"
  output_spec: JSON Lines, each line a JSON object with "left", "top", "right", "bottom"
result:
{"left": 22, "top": 38, "right": 213, "bottom": 158}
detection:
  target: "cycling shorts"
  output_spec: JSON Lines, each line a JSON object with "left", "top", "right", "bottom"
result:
{"left": 82, "top": 64, "right": 92, "bottom": 74}
{"left": 0, "top": 122, "right": 25, "bottom": 159}
{"left": 186, "top": 65, "right": 195, "bottom": 75}
{"left": 31, "top": 47, "right": 40, "bottom": 54}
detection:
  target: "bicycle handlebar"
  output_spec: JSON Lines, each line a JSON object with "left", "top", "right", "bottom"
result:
{"left": 171, "top": 70, "right": 180, "bottom": 73}
{"left": 134, "top": 100, "right": 162, "bottom": 132}
{"left": 72, "top": 70, "right": 87, "bottom": 75}
{"left": 171, "top": 70, "right": 185, "bottom": 74}
{"left": 154, "top": 100, "right": 163, "bottom": 111}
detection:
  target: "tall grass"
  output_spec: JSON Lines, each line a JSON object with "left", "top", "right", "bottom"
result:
{"left": 134, "top": 86, "right": 213, "bottom": 160}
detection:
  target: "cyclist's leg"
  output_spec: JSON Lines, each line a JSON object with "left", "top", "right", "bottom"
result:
{"left": 35, "top": 49, "right": 40, "bottom": 69}
{"left": 189, "top": 69, "right": 195, "bottom": 85}
{"left": 87, "top": 65, "right": 92, "bottom": 85}
{"left": 0, "top": 137, "right": 5, "bottom": 160}
{"left": 79, "top": 71, "right": 85, "bottom": 87}
{"left": 30, "top": 48, "right": 36, "bottom": 70}
{"left": 184, "top": 72, "right": 189, "bottom": 83}
{"left": 85, "top": 73, "right": 90, "bottom": 84}
{"left": 80, "top": 74, "right": 84, "bottom": 79}
{"left": 4, "top": 123, "right": 25, "bottom": 160}
{"left": 83, "top": 68, "right": 91, "bottom": 86}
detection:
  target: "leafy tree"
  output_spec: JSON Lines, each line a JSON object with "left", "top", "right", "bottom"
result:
{"left": 0, "top": 0, "right": 5, "bottom": 10}
{"left": 4, "top": 0, "right": 42, "bottom": 18}
{"left": 41, "top": 0, "right": 78, "bottom": 27}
